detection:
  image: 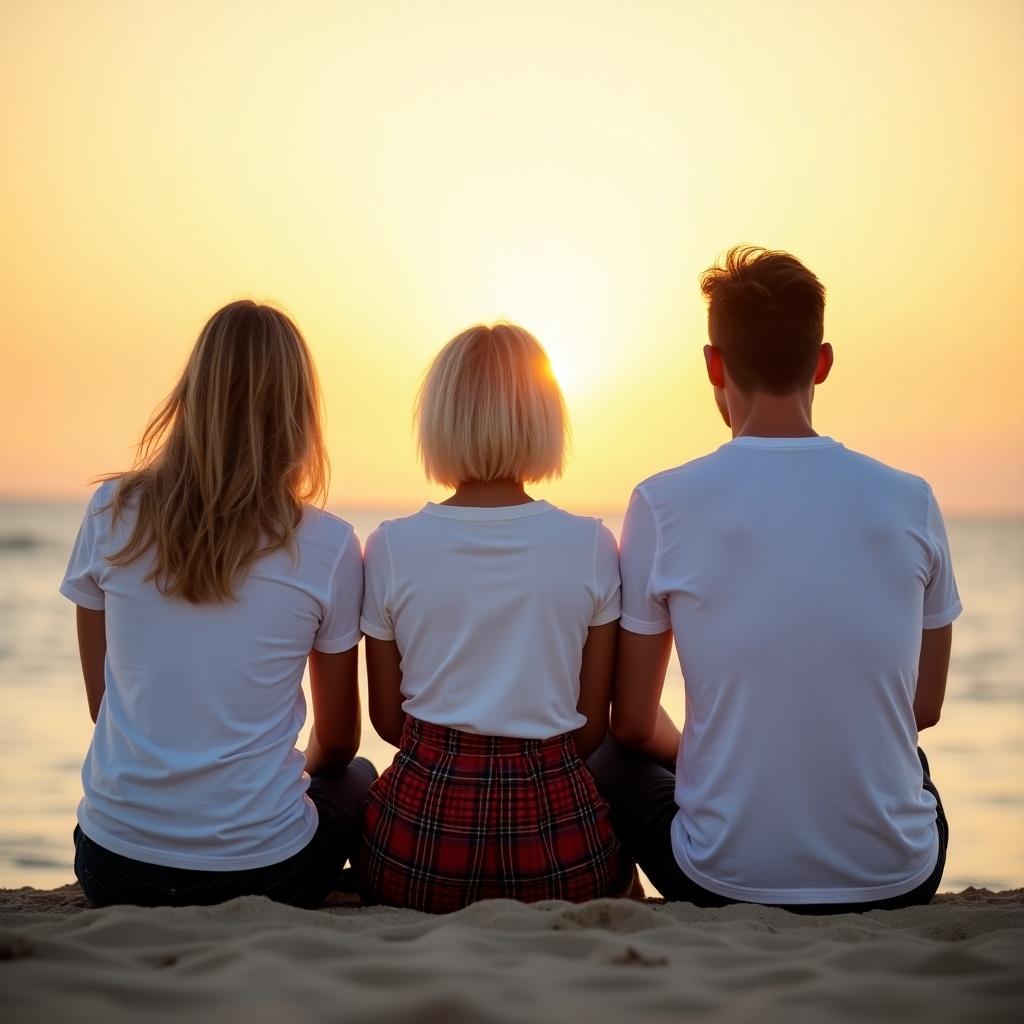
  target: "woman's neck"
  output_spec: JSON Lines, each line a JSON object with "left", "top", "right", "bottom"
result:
{"left": 441, "top": 479, "right": 534, "bottom": 508}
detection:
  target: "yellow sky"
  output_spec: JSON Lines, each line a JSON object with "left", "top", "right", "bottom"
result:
{"left": 1, "top": 1, "right": 1022, "bottom": 514}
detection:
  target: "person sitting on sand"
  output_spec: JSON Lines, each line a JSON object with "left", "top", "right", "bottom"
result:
{"left": 356, "top": 322, "right": 627, "bottom": 913}
{"left": 60, "top": 301, "right": 375, "bottom": 908}
{"left": 590, "top": 246, "right": 961, "bottom": 912}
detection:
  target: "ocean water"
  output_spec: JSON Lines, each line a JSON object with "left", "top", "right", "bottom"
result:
{"left": 0, "top": 500, "right": 1021, "bottom": 894}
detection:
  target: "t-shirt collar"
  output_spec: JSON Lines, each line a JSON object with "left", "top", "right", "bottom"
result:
{"left": 421, "top": 499, "right": 555, "bottom": 521}
{"left": 724, "top": 435, "right": 839, "bottom": 450}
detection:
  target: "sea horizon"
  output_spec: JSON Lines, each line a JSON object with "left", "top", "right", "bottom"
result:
{"left": 2, "top": 493, "right": 1023, "bottom": 523}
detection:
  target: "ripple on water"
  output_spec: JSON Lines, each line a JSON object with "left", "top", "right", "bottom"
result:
{"left": 0, "top": 533, "right": 51, "bottom": 553}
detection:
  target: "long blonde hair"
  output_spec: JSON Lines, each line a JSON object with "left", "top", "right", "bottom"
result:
{"left": 105, "top": 300, "right": 329, "bottom": 603}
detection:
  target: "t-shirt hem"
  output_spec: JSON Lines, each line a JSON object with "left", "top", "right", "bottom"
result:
{"left": 76, "top": 808, "right": 319, "bottom": 873}
{"left": 359, "top": 618, "right": 395, "bottom": 642}
{"left": 312, "top": 627, "right": 361, "bottom": 654}
{"left": 922, "top": 601, "right": 963, "bottom": 630}
{"left": 399, "top": 710, "right": 588, "bottom": 739}
{"left": 671, "top": 827, "right": 940, "bottom": 905}
{"left": 620, "top": 613, "right": 672, "bottom": 636}
{"left": 58, "top": 581, "right": 105, "bottom": 611}
{"left": 590, "top": 607, "right": 622, "bottom": 628}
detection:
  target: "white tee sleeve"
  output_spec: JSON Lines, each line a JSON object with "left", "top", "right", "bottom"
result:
{"left": 59, "top": 486, "right": 109, "bottom": 610}
{"left": 619, "top": 487, "right": 671, "bottom": 635}
{"left": 590, "top": 521, "right": 621, "bottom": 627}
{"left": 313, "top": 528, "right": 363, "bottom": 653}
{"left": 359, "top": 524, "right": 395, "bottom": 641}
{"left": 922, "top": 486, "right": 963, "bottom": 629}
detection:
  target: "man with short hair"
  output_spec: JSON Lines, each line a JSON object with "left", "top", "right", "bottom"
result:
{"left": 591, "top": 246, "right": 960, "bottom": 912}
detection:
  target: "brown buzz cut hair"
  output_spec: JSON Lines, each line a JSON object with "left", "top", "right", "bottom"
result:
{"left": 700, "top": 246, "right": 826, "bottom": 394}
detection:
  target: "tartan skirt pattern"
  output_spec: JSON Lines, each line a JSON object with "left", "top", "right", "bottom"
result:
{"left": 356, "top": 716, "right": 626, "bottom": 913}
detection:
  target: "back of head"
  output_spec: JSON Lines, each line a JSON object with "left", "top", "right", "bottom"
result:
{"left": 108, "top": 300, "right": 329, "bottom": 603}
{"left": 416, "top": 322, "right": 567, "bottom": 487}
{"left": 700, "top": 246, "right": 826, "bottom": 394}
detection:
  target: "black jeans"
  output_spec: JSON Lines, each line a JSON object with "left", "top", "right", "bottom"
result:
{"left": 74, "top": 757, "right": 378, "bottom": 909}
{"left": 587, "top": 740, "right": 948, "bottom": 914}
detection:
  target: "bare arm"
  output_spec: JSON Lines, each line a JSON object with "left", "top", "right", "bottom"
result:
{"left": 304, "top": 646, "right": 361, "bottom": 775}
{"left": 75, "top": 606, "right": 106, "bottom": 723}
{"left": 573, "top": 621, "right": 617, "bottom": 760}
{"left": 365, "top": 636, "right": 405, "bottom": 748}
{"left": 915, "top": 624, "right": 952, "bottom": 731}
{"left": 609, "top": 627, "right": 680, "bottom": 766}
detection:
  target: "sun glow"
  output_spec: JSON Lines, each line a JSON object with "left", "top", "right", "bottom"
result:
{"left": 460, "top": 248, "right": 626, "bottom": 407}
{"left": 526, "top": 315, "right": 612, "bottom": 404}
{"left": 1, "top": 2, "right": 1021, "bottom": 513}
{"left": 544, "top": 345, "right": 576, "bottom": 398}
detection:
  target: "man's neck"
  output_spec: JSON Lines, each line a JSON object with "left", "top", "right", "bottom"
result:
{"left": 728, "top": 389, "right": 818, "bottom": 439}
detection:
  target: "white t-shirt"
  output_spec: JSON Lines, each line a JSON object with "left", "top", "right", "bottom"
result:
{"left": 59, "top": 481, "right": 363, "bottom": 872}
{"left": 620, "top": 436, "right": 962, "bottom": 904}
{"left": 360, "top": 500, "right": 621, "bottom": 738}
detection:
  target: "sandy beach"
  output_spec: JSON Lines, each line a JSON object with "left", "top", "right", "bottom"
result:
{"left": 2, "top": 886, "right": 1022, "bottom": 1023}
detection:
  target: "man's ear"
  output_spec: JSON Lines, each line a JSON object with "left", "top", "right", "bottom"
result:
{"left": 813, "top": 343, "right": 834, "bottom": 385}
{"left": 704, "top": 345, "right": 726, "bottom": 388}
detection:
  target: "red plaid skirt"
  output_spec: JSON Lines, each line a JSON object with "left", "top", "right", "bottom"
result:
{"left": 356, "top": 717, "right": 626, "bottom": 913}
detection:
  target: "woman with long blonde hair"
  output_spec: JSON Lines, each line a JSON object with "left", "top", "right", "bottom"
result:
{"left": 356, "top": 322, "right": 628, "bottom": 912}
{"left": 61, "top": 300, "right": 375, "bottom": 907}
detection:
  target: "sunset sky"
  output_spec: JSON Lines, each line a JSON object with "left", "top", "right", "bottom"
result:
{"left": 2, "top": 1, "right": 1021, "bottom": 514}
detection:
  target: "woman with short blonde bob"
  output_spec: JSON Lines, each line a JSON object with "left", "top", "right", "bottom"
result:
{"left": 357, "top": 322, "right": 626, "bottom": 913}
{"left": 61, "top": 301, "right": 375, "bottom": 908}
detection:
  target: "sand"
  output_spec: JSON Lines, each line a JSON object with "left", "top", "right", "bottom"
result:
{"left": 2, "top": 886, "right": 1023, "bottom": 1023}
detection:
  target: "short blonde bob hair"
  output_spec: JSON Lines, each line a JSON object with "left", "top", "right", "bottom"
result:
{"left": 416, "top": 322, "right": 567, "bottom": 487}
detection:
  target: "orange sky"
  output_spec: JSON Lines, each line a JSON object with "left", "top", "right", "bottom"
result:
{"left": 2, "top": 1, "right": 1022, "bottom": 514}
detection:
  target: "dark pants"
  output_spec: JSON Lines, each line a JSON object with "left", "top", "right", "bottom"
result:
{"left": 587, "top": 740, "right": 948, "bottom": 914}
{"left": 74, "top": 758, "right": 378, "bottom": 909}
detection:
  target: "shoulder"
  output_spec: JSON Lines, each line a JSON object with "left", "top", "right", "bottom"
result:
{"left": 298, "top": 506, "right": 358, "bottom": 557}
{"left": 832, "top": 446, "right": 932, "bottom": 502}
{"left": 82, "top": 478, "right": 125, "bottom": 535}
{"left": 362, "top": 509, "right": 435, "bottom": 565}
{"left": 300, "top": 505, "right": 356, "bottom": 539}
{"left": 87, "top": 477, "right": 121, "bottom": 513}
{"left": 634, "top": 450, "right": 725, "bottom": 506}
{"left": 91, "top": 478, "right": 119, "bottom": 505}
{"left": 366, "top": 509, "right": 429, "bottom": 546}
{"left": 540, "top": 506, "right": 618, "bottom": 556}
{"left": 543, "top": 504, "right": 607, "bottom": 536}
{"left": 374, "top": 508, "right": 428, "bottom": 532}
